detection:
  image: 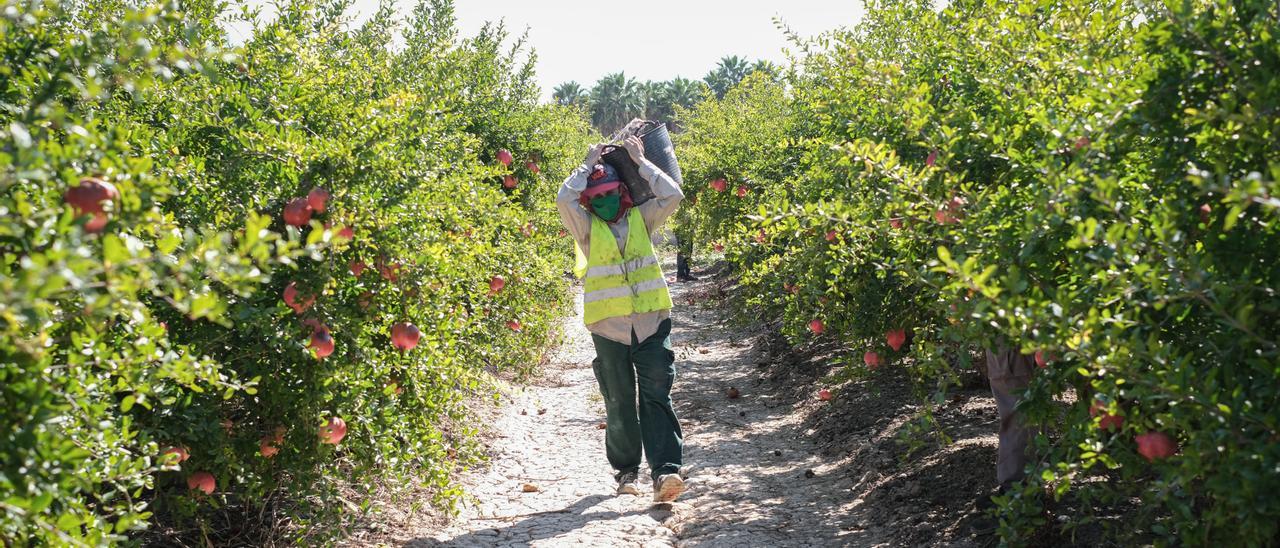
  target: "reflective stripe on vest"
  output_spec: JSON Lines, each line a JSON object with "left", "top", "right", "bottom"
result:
{"left": 581, "top": 208, "right": 673, "bottom": 325}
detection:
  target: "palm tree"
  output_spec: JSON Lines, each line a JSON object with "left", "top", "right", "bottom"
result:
{"left": 749, "top": 60, "right": 781, "bottom": 81}
{"left": 703, "top": 55, "right": 752, "bottom": 99}
{"left": 590, "top": 72, "right": 643, "bottom": 136}
{"left": 660, "top": 77, "right": 705, "bottom": 131}
{"left": 639, "top": 80, "right": 667, "bottom": 121}
{"left": 665, "top": 77, "right": 704, "bottom": 111}
{"left": 552, "top": 81, "right": 589, "bottom": 107}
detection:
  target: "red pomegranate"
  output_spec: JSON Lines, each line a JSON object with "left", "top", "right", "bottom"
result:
{"left": 282, "top": 282, "right": 315, "bottom": 314}
{"left": 161, "top": 446, "right": 190, "bottom": 464}
{"left": 864, "top": 351, "right": 883, "bottom": 369}
{"left": 886, "top": 329, "right": 907, "bottom": 351}
{"left": 306, "top": 187, "right": 329, "bottom": 213}
{"left": 309, "top": 328, "right": 334, "bottom": 359}
{"left": 319, "top": 417, "right": 347, "bottom": 445}
{"left": 63, "top": 177, "right": 120, "bottom": 232}
{"left": 187, "top": 471, "right": 216, "bottom": 494}
{"left": 391, "top": 322, "right": 421, "bottom": 351}
{"left": 1135, "top": 431, "right": 1177, "bottom": 461}
{"left": 283, "top": 198, "right": 312, "bottom": 227}
{"left": 1089, "top": 401, "right": 1124, "bottom": 432}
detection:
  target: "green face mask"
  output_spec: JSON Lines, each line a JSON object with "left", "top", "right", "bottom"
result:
{"left": 589, "top": 194, "right": 622, "bottom": 221}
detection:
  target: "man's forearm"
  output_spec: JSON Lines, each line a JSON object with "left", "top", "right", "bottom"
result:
{"left": 637, "top": 159, "right": 683, "bottom": 232}
{"left": 557, "top": 163, "right": 593, "bottom": 245}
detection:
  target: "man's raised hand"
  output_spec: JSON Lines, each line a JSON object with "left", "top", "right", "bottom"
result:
{"left": 584, "top": 144, "right": 604, "bottom": 166}
{"left": 623, "top": 136, "right": 645, "bottom": 165}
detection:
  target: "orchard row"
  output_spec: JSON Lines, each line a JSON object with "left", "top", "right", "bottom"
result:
{"left": 1, "top": 1, "right": 592, "bottom": 545}
{"left": 676, "top": 0, "right": 1278, "bottom": 545}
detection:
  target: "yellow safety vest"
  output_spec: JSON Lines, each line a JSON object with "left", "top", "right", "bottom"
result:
{"left": 573, "top": 209, "right": 673, "bottom": 325}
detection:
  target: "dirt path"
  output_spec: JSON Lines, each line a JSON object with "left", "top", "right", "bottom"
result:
{"left": 381, "top": 268, "right": 999, "bottom": 547}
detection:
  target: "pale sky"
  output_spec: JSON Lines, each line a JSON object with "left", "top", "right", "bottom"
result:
{"left": 225, "top": 1, "right": 865, "bottom": 102}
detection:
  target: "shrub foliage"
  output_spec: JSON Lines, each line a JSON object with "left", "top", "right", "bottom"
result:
{"left": 678, "top": 0, "right": 1279, "bottom": 544}
{"left": 1, "top": 0, "right": 591, "bottom": 543}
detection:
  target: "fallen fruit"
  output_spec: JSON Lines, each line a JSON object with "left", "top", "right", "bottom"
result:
{"left": 63, "top": 177, "right": 119, "bottom": 232}
{"left": 818, "top": 389, "right": 832, "bottom": 401}
{"left": 319, "top": 417, "right": 347, "bottom": 445}
{"left": 187, "top": 472, "right": 216, "bottom": 494}
{"left": 727, "top": 387, "right": 741, "bottom": 399}
{"left": 1135, "top": 431, "right": 1176, "bottom": 461}
{"left": 306, "top": 187, "right": 329, "bottom": 213}
{"left": 283, "top": 198, "right": 313, "bottom": 227}
{"left": 522, "top": 483, "right": 539, "bottom": 493}
{"left": 390, "top": 322, "right": 421, "bottom": 351}
{"left": 886, "top": 329, "right": 907, "bottom": 351}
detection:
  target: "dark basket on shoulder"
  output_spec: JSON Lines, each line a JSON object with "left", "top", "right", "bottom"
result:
{"left": 600, "top": 120, "right": 683, "bottom": 206}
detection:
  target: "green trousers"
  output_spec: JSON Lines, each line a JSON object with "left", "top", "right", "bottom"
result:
{"left": 590, "top": 319, "right": 683, "bottom": 482}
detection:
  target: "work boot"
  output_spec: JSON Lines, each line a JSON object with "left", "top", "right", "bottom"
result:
{"left": 616, "top": 470, "right": 640, "bottom": 496}
{"left": 652, "top": 474, "right": 685, "bottom": 503}
{"left": 676, "top": 254, "right": 699, "bottom": 282}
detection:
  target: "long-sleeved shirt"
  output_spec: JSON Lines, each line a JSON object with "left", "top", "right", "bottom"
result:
{"left": 557, "top": 157, "right": 684, "bottom": 345}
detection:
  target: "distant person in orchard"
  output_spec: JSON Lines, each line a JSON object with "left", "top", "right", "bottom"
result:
{"left": 984, "top": 347, "right": 1034, "bottom": 492}
{"left": 556, "top": 135, "right": 686, "bottom": 503}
